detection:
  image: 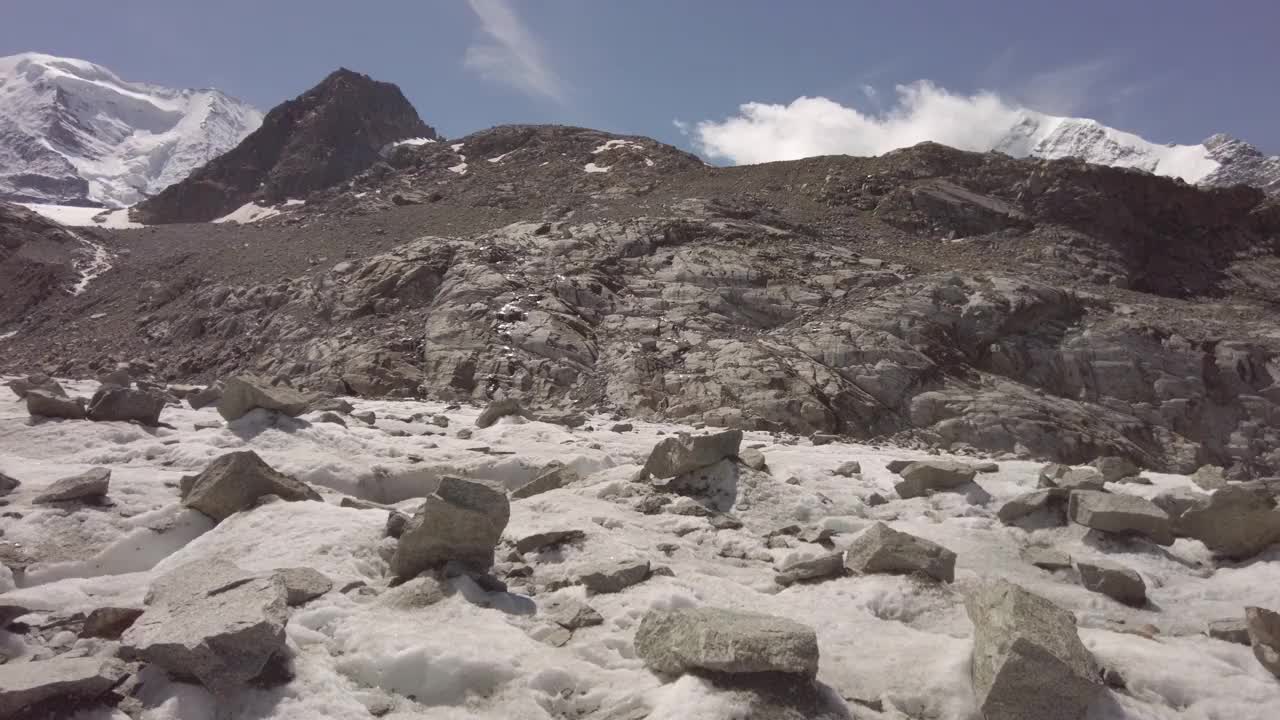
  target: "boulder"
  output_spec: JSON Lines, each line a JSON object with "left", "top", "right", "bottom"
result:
{"left": 541, "top": 596, "right": 603, "bottom": 630}
{"left": 81, "top": 606, "right": 144, "bottom": 639}
{"left": 885, "top": 459, "right": 914, "bottom": 473}
{"left": 1091, "top": 456, "right": 1140, "bottom": 483}
{"left": 641, "top": 430, "right": 743, "bottom": 480}
{"left": 844, "top": 522, "right": 956, "bottom": 582}
{"left": 276, "top": 567, "right": 333, "bottom": 606}
{"left": 431, "top": 414, "right": 449, "bottom": 427}
{"left": 6, "top": 374, "right": 65, "bottom": 400}
{"left": 1246, "top": 606, "right": 1280, "bottom": 679}
{"left": 216, "top": 375, "right": 310, "bottom": 421}
{"left": 121, "top": 560, "right": 289, "bottom": 696}
{"left": 351, "top": 410, "right": 376, "bottom": 424}
{"left": 1038, "top": 465, "right": 1105, "bottom": 491}
{"left": 97, "top": 366, "right": 132, "bottom": 387}
{"left": 26, "top": 389, "right": 85, "bottom": 420}
{"left": 514, "top": 529, "right": 584, "bottom": 555}
{"left": 309, "top": 397, "right": 354, "bottom": 414}
{"left": 739, "top": 447, "right": 768, "bottom": 470}
{"left": 1177, "top": 486, "right": 1280, "bottom": 559}
{"left": 391, "top": 477, "right": 511, "bottom": 577}
{"left": 894, "top": 460, "right": 976, "bottom": 498}
{"left": 510, "top": 461, "right": 579, "bottom": 499}
{"left": 187, "top": 383, "right": 223, "bottom": 410}
{"left": 312, "top": 411, "right": 347, "bottom": 426}
{"left": 998, "top": 489, "right": 1069, "bottom": 526}
{"left": 577, "top": 558, "right": 650, "bottom": 594}
{"left": 1067, "top": 490, "right": 1173, "bottom": 545}
{"left": 1190, "top": 465, "right": 1228, "bottom": 491}
{"left": 385, "top": 510, "right": 409, "bottom": 538}
{"left": 183, "top": 451, "right": 321, "bottom": 521}
{"left": 1151, "top": 487, "right": 1206, "bottom": 524}
{"left": 966, "top": 578, "right": 1101, "bottom": 720}
{"left": 833, "top": 461, "right": 862, "bottom": 477}
{"left": 775, "top": 552, "right": 845, "bottom": 586}
{"left": 33, "top": 467, "right": 110, "bottom": 504}
{"left": 1022, "top": 546, "right": 1072, "bottom": 571}
{"left": 86, "top": 386, "right": 165, "bottom": 425}
{"left": 1076, "top": 559, "right": 1147, "bottom": 606}
{"left": 634, "top": 607, "right": 819, "bottom": 678}
{"left": 611, "top": 422, "right": 634, "bottom": 432}
{"left": 0, "top": 471, "right": 18, "bottom": 496}
{"left": 0, "top": 657, "right": 128, "bottom": 719}
{"left": 1207, "top": 618, "right": 1251, "bottom": 645}
{"left": 475, "top": 398, "right": 528, "bottom": 428}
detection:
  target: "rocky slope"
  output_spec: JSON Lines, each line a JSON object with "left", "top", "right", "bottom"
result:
{"left": 0, "top": 52, "right": 261, "bottom": 207}
{"left": 0, "top": 202, "right": 108, "bottom": 325}
{"left": 5, "top": 128, "right": 1280, "bottom": 481}
{"left": 132, "top": 69, "right": 436, "bottom": 224}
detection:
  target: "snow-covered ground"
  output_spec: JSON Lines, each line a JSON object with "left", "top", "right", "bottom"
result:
{"left": 19, "top": 203, "right": 142, "bottom": 229}
{"left": 1, "top": 381, "right": 1278, "bottom": 719}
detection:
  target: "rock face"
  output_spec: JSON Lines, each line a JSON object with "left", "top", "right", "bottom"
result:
{"left": 391, "top": 477, "right": 510, "bottom": 577}
{"left": 642, "top": 430, "right": 743, "bottom": 479}
{"left": 843, "top": 522, "right": 956, "bottom": 582}
{"left": 1245, "top": 606, "right": 1280, "bottom": 679}
{"left": 134, "top": 68, "right": 435, "bottom": 224}
{"left": 216, "top": 376, "right": 311, "bottom": 421}
{"left": 1177, "top": 486, "right": 1280, "bottom": 559}
{"left": 0, "top": 656, "right": 127, "bottom": 719}
{"left": 33, "top": 467, "right": 109, "bottom": 503}
{"left": 121, "top": 560, "right": 289, "bottom": 695}
{"left": 86, "top": 386, "right": 165, "bottom": 425}
{"left": 634, "top": 607, "right": 820, "bottom": 679}
{"left": 1067, "top": 491, "right": 1173, "bottom": 545}
{"left": 183, "top": 451, "right": 321, "bottom": 521}
{"left": 893, "top": 461, "right": 977, "bottom": 498}
{"left": 25, "top": 389, "right": 85, "bottom": 420}
{"left": 1076, "top": 559, "right": 1147, "bottom": 606}
{"left": 966, "top": 578, "right": 1102, "bottom": 720}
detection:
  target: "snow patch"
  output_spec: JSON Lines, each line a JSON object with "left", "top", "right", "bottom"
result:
{"left": 213, "top": 202, "right": 284, "bottom": 224}
{"left": 591, "top": 139, "right": 644, "bottom": 154}
{"left": 19, "top": 203, "right": 142, "bottom": 229}
{"left": 69, "top": 231, "right": 112, "bottom": 295}
{"left": 583, "top": 163, "right": 611, "bottom": 173}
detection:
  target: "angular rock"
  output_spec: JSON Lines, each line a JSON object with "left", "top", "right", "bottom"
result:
{"left": 86, "top": 386, "right": 165, "bottom": 425}
{"left": 121, "top": 560, "right": 289, "bottom": 696}
{"left": 379, "top": 575, "right": 446, "bottom": 609}
{"left": 81, "top": 606, "right": 145, "bottom": 639}
{"left": 1091, "top": 456, "right": 1141, "bottom": 483}
{"left": 1177, "top": 486, "right": 1280, "bottom": 559}
{"left": 641, "top": 430, "right": 743, "bottom": 480}
{"left": 183, "top": 451, "right": 321, "bottom": 521}
{"left": 966, "top": 578, "right": 1102, "bottom": 720}
{"left": 187, "top": 383, "right": 223, "bottom": 410}
{"left": 1076, "top": 559, "right": 1147, "bottom": 606}
{"left": 312, "top": 411, "right": 347, "bottom": 426}
{"left": 866, "top": 492, "right": 888, "bottom": 507}
{"left": 1038, "top": 465, "right": 1105, "bottom": 491}
{"left": 511, "top": 461, "right": 579, "bottom": 499}
{"left": 385, "top": 510, "right": 409, "bottom": 538}
{"left": 1151, "top": 487, "right": 1206, "bottom": 525}
{"left": 276, "top": 567, "right": 333, "bottom": 606}
{"left": 739, "top": 447, "right": 767, "bottom": 471}
{"left": 885, "top": 459, "right": 914, "bottom": 473}
{"left": 611, "top": 422, "right": 634, "bottom": 433}
{"left": 514, "top": 529, "right": 584, "bottom": 555}
{"left": 844, "top": 522, "right": 956, "bottom": 582}
{"left": 1207, "top": 618, "right": 1251, "bottom": 645}
{"left": 541, "top": 596, "right": 604, "bottom": 630}
{"left": 26, "top": 389, "right": 85, "bottom": 420}
{"left": 1067, "top": 490, "right": 1173, "bottom": 545}
{"left": 894, "top": 460, "right": 976, "bottom": 498}
{"left": 216, "top": 375, "right": 311, "bottom": 421}
{"left": 775, "top": 552, "right": 845, "bottom": 586}
{"left": 475, "top": 398, "right": 527, "bottom": 428}
{"left": 1246, "top": 606, "right": 1280, "bottom": 679}
{"left": 351, "top": 410, "right": 376, "bottom": 424}
{"left": 0, "top": 657, "right": 127, "bottom": 719}
{"left": 1022, "top": 546, "right": 1072, "bottom": 571}
{"left": 998, "top": 489, "right": 1069, "bottom": 526}
{"left": 391, "top": 477, "right": 511, "bottom": 577}
{"left": 577, "top": 558, "right": 650, "bottom": 594}
{"left": 33, "top": 467, "right": 110, "bottom": 504}
{"left": 6, "top": 373, "right": 65, "bottom": 400}
{"left": 0, "top": 471, "right": 19, "bottom": 496}
{"left": 634, "top": 607, "right": 819, "bottom": 678}
{"left": 1191, "top": 465, "right": 1228, "bottom": 491}
{"left": 431, "top": 414, "right": 449, "bottom": 427}
{"left": 309, "top": 397, "right": 354, "bottom": 414}
{"left": 833, "top": 461, "right": 862, "bottom": 477}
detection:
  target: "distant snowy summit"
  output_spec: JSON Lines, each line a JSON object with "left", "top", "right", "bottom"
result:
{"left": 992, "top": 112, "right": 1280, "bottom": 193}
{"left": 0, "top": 52, "right": 262, "bottom": 208}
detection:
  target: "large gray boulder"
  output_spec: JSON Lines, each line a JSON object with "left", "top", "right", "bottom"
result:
{"left": 25, "top": 389, "right": 85, "bottom": 420}
{"left": 998, "top": 489, "right": 1069, "bottom": 526}
{"left": 1067, "top": 490, "right": 1173, "bottom": 545}
{"left": 893, "top": 460, "right": 976, "bottom": 499}
{"left": 216, "top": 375, "right": 311, "bottom": 421}
{"left": 33, "top": 467, "right": 110, "bottom": 504}
{"left": 122, "top": 560, "right": 289, "bottom": 696}
{"left": 1177, "top": 486, "right": 1280, "bottom": 559}
{"left": 1076, "top": 559, "right": 1147, "bottom": 606}
{"left": 0, "top": 657, "right": 128, "bottom": 719}
{"left": 1246, "top": 606, "right": 1280, "bottom": 679}
{"left": 634, "top": 607, "right": 819, "bottom": 678}
{"left": 966, "top": 578, "right": 1102, "bottom": 720}
{"left": 183, "top": 451, "right": 321, "bottom": 521}
{"left": 391, "top": 477, "right": 510, "bottom": 577}
{"left": 844, "top": 522, "right": 956, "bottom": 582}
{"left": 640, "top": 429, "right": 743, "bottom": 481}
{"left": 475, "top": 398, "right": 528, "bottom": 428}
{"left": 86, "top": 386, "right": 165, "bottom": 425}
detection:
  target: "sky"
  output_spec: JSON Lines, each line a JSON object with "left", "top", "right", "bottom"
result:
{"left": 3, "top": 0, "right": 1278, "bottom": 164}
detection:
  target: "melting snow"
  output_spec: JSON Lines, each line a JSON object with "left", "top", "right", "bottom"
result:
{"left": 487, "top": 152, "right": 512, "bottom": 163}
{"left": 591, "top": 139, "right": 644, "bottom": 154}
{"left": 448, "top": 162, "right": 469, "bottom": 174}
{"left": 213, "top": 202, "right": 282, "bottom": 224}
{"left": 0, "top": 330, "right": 17, "bottom": 340}
{"left": 396, "top": 137, "right": 436, "bottom": 147}
{"left": 583, "top": 163, "right": 611, "bottom": 173}
{"left": 451, "top": 143, "right": 465, "bottom": 152}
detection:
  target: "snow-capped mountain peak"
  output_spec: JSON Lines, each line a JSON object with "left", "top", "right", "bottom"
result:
{"left": 0, "top": 52, "right": 262, "bottom": 208}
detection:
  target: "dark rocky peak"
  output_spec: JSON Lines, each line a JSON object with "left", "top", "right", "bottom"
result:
{"left": 133, "top": 68, "right": 436, "bottom": 224}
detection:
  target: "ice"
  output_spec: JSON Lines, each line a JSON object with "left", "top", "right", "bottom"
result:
{"left": 1, "top": 377, "right": 1278, "bottom": 718}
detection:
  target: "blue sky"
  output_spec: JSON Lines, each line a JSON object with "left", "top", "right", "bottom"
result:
{"left": 4, "top": 0, "right": 1277, "bottom": 160}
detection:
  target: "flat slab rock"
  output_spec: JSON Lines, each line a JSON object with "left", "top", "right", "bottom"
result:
{"left": 216, "top": 375, "right": 311, "bottom": 421}
{"left": 634, "top": 607, "right": 820, "bottom": 678}
{"left": 577, "top": 558, "right": 651, "bottom": 594}
{"left": 893, "top": 460, "right": 977, "bottom": 499}
{"left": 775, "top": 552, "right": 845, "bottom": 586}
{"left": 0, "top": 656, "right": 128, "bottom": 719}
{"left": 844, "top": 521, "right": 956, "bottom": 583}
{"left": 33, "top": 467, "right": 110, "bottom": 504}
{"left": 1076, "top": 559, "right": 1147, "bottom": 606}
{"left": 1067, "top": 490, "right": 1173, "bottom": 545}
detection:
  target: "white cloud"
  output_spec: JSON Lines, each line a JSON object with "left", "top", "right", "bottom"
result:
{"left": 464, "top": 0, "right": 565, "bottom": 103}
{"left": 689, "top": 81, "right": 1027, "bottom": 165}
